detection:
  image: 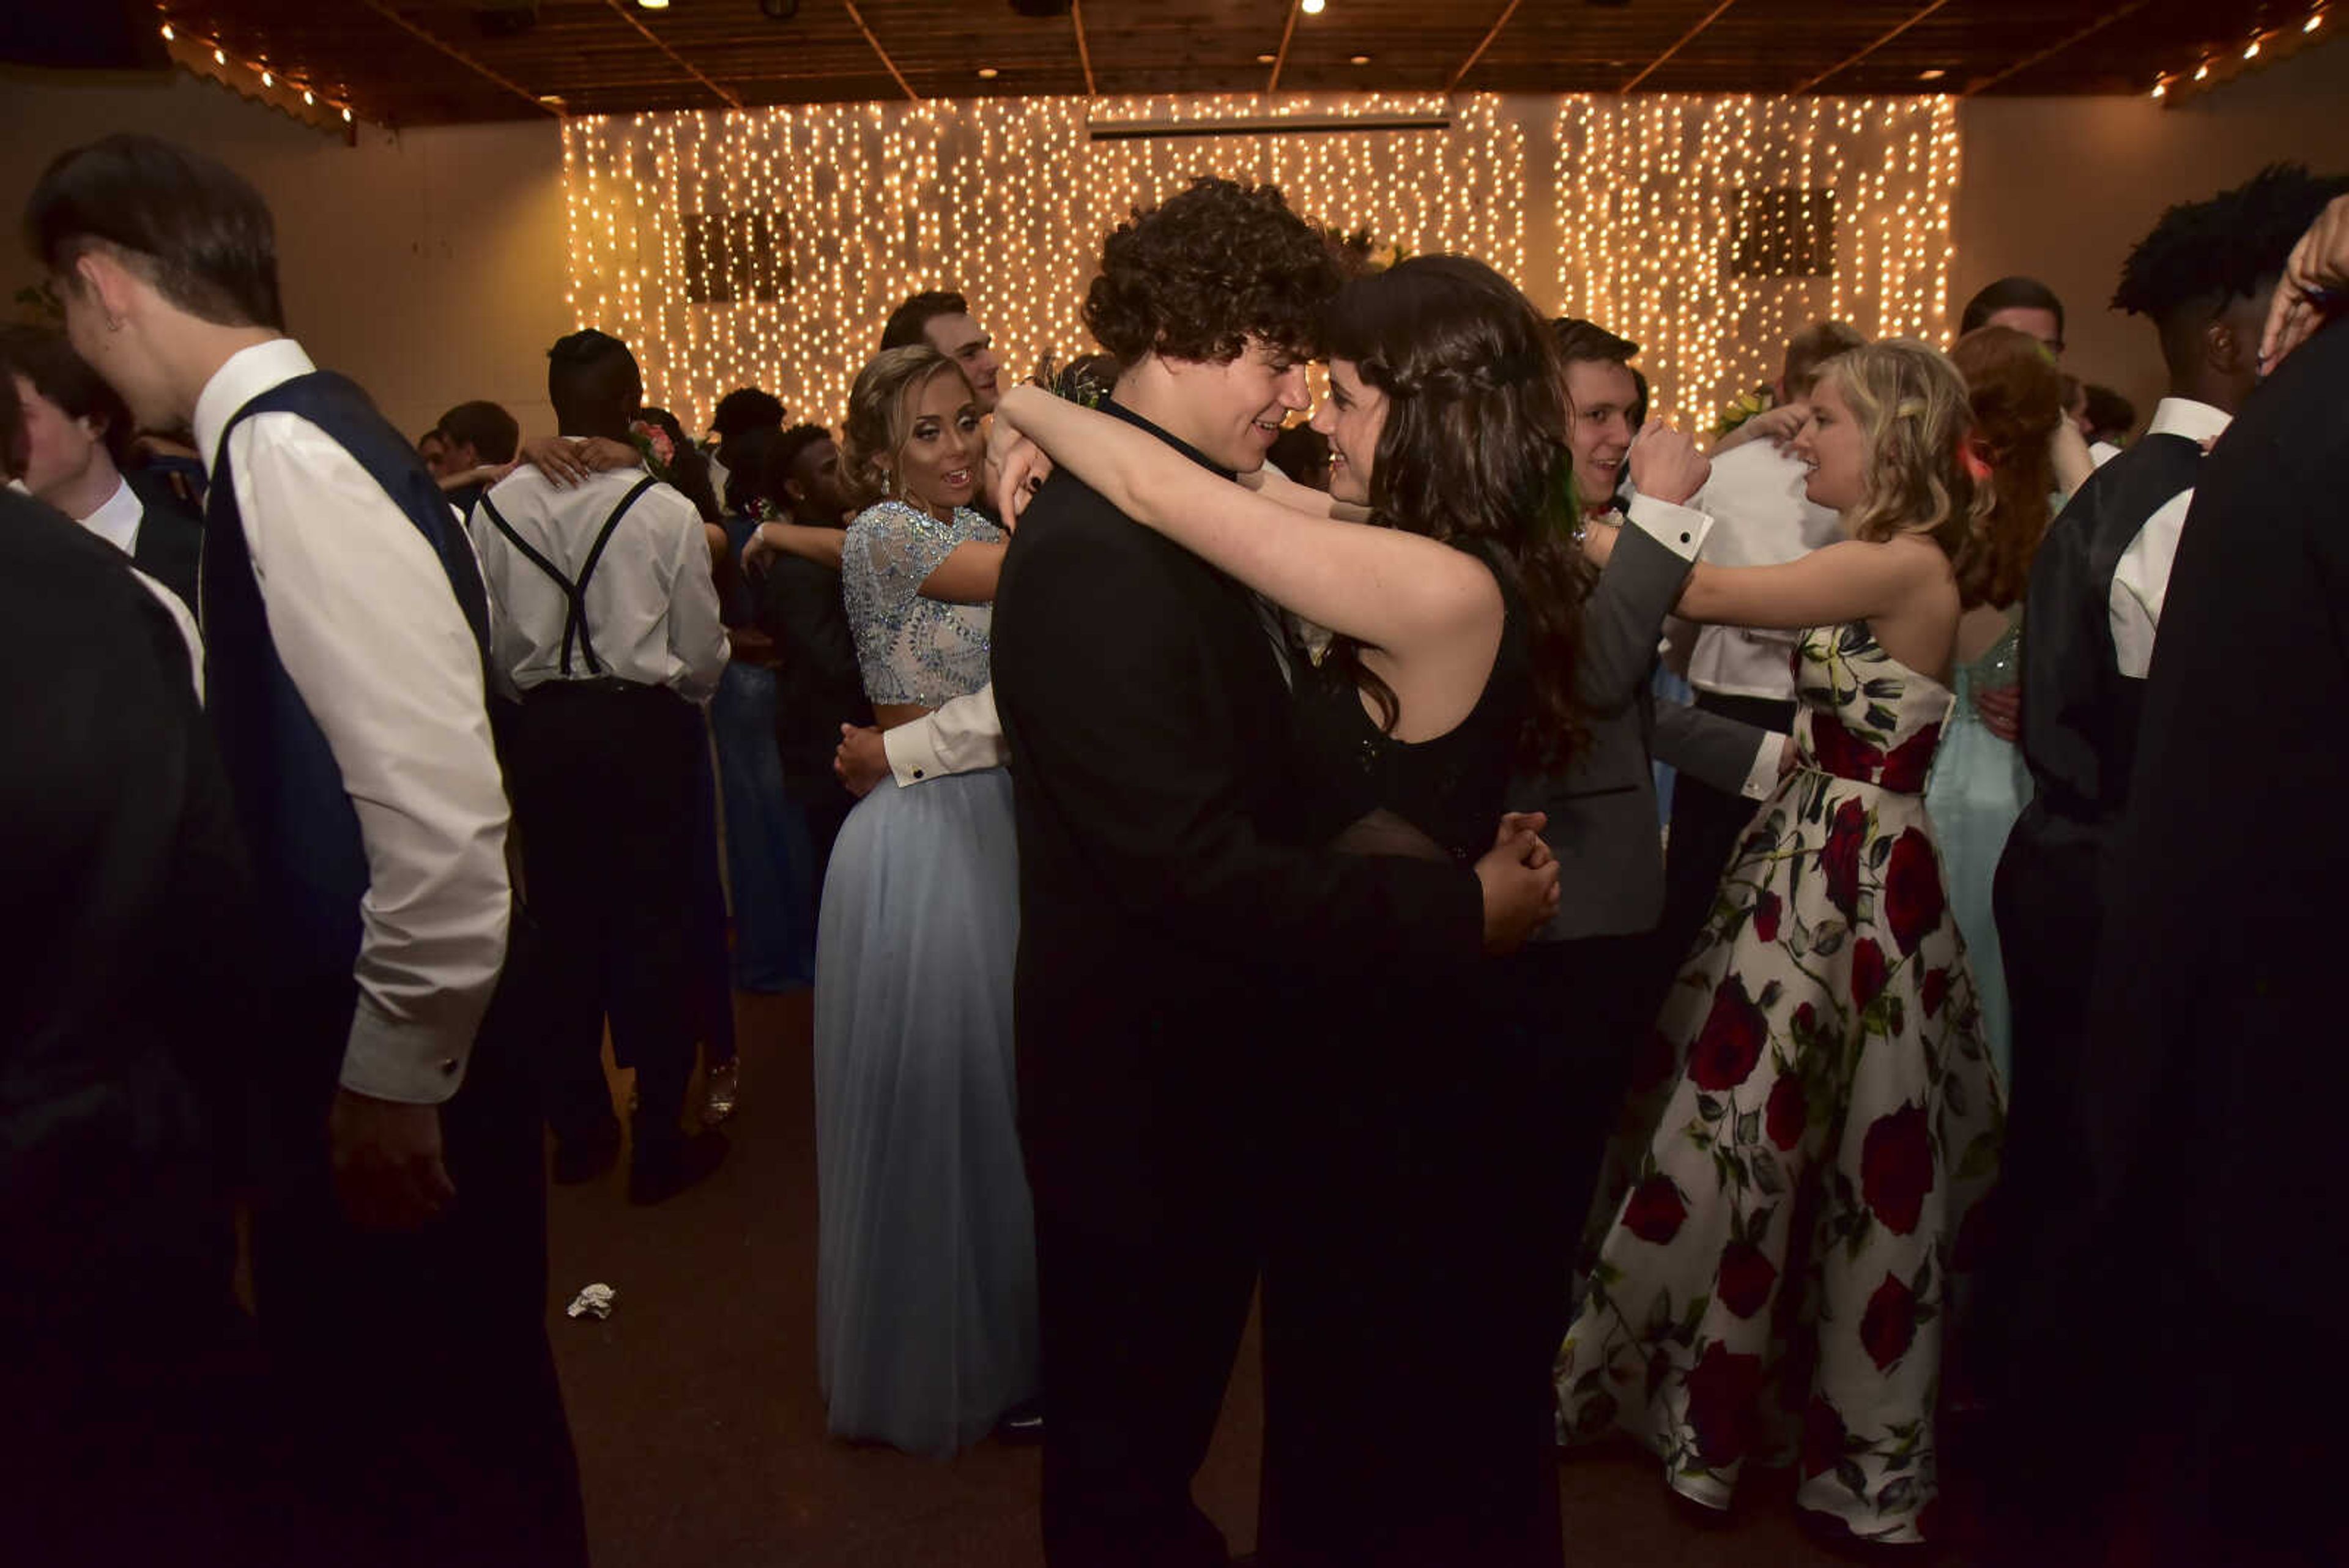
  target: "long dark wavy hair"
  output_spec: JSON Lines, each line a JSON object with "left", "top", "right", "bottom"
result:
{"left": 1319, "top": 255, "right": 1589, "bottom": 773}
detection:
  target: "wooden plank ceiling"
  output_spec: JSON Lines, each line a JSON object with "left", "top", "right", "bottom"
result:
{"left": 152, "top": 0, "right": 2315, "bottom": 126}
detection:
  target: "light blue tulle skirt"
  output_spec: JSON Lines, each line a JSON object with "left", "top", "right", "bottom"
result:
{"left": 812, "top": 765, "right": 1036, "bottom": 1456}
{"left": 1924, "top": 710, "right": 2028, "bottom": 1088}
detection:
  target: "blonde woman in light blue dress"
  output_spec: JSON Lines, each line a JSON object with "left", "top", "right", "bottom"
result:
{"left": 811, "top": 346, "right": 1034, "bottom": 1457}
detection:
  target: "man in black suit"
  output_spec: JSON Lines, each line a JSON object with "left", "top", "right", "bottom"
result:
{"left": 2, "top": 321, "right": 202, "bottom": 612}
{"left": 990, "top": 177, "right": 1558, "bottom": 1567}
{"left": 2070, "top": 214, "right": 2349, "bottom": 1567}
{"left": 1981, "top": 169, "right": 2347, "bottom": 1542}
{"left": 0, "top": 480, "right": 259, "bottom": 1563}
{"left": 751, "top": 423, "right": 872, "bottom": 894}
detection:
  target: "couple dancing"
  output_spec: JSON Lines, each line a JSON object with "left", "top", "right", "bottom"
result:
{"left": 989, "top": 179, "right": 1600, "bottom": 1567}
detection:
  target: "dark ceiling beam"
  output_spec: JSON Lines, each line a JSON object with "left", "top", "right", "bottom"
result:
{"left": 1617, "top": 0, "right": 1740, "bottom": 94}
{"left": 1266, "top": 0, "right": 1301, "bottom": 93}
{"left": 1787, "top": 0, "right": 1953, "bottom": 95}
{"left": 602, "top": 0, "right": 744, "bottom": 108}
{"left": 1961, "top": 0, "right": 2156, "bottom": 96}
{"left": 352, "top": 0, "right": 563, "bottom": 116}
{"left": 1447, "top": 0, "right": 1526, "bottom": 91}
{"left": 839, "top": 0, "right": 921, "bottom": 102}
{"left": 1071, "top": 0, "right": 1099, "bottom": 95}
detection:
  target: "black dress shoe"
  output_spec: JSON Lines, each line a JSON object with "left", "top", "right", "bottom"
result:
{"left": 628, "top": 1128, "right": 729, "bottom": 1205}
{"left": 551, "top": 1120, "right": 623, "bottom": 1185}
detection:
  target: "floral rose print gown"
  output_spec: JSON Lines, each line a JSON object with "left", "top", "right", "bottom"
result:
{"left": 1555, "top": 622, "right": 2005, "bottom": 1544}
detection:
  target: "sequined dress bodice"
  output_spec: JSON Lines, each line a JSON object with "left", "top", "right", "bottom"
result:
{"left": 841, "top": 500, "right": 1001, "bottom": 707}
{"left": 1792, "top": 621, "right": 1956, "bottom": 794}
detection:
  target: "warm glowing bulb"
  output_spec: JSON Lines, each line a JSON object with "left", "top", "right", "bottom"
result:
{"left": 160, "top": 23, "right": 173, "bottom": 40}
{"left": 2195, "top": 63, "right": 2210, "bottom": 79}
{"left": 2308, "top": 12, "right": 2325, "bottom": 31}
{"left": 341, "top": 106, "right": 353, "bottom": 121}
{"left": 977, "top": 66, "right": 998, "bottom": 79}
{"left": 1301, "top": 0, "right": 1325, "bottom": 12}
{"left": 637, "top": 0, "right": 669, "bottom": 8}
{"left": 2245, "top": 39, "right": 2261, "bottom": 57}
{"left": 213, "top": 48, "right": 226, "bottom": 64}
{"left": 261, "top": 70, "right": 273, "bottom": 86}
{"left": 303, "top": 89, "right": 314, "bottom": 103}
{"left": 2151, "top": 80, "right": 2166, "bottom": 97}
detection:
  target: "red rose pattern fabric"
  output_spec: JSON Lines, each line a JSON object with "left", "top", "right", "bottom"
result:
{"left": 1558, "top": 622, "right": 2004, "bottom": 1546}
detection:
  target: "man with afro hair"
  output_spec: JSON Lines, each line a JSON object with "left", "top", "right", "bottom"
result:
{"left": 1984, "top": 160, "right": 2349, "bottom": 1550}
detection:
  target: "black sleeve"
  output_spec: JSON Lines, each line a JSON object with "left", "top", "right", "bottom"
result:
{"left": 757, "top": 559, "right": 863, "bottom": 697}
{"left": 2016, "top": 483, "right": 2118, "bottom": 814}
{"left": 995, "top": 522, "right": 1484, "bottom": 983}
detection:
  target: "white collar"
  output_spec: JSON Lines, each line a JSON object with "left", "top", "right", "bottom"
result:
{"left": 80, "top": 474, "right": 144, "bottom": 553}
{"left": 2146, "top": 396, "right": 2230, "bottom": 448}
{"left": 193, "top": 338, "right": 317, "bottom": 474}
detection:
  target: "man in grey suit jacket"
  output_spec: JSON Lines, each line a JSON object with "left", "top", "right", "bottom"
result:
{"left": 1505, "top": 422, "right": 1783, "bottom": 1330}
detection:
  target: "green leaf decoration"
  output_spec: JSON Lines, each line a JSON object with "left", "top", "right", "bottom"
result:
{"left": 1735, "top": 1108, "right": 1761, "bottom": 1145}
{"left": 1698, "top": 1093, "right": 1727, "bottom": 1124}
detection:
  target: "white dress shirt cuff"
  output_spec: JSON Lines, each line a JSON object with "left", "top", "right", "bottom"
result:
{"left": 1743, "top": 732, "right": 1789, "bottom": 800}
{"left": 883, "top": 718, "right": 952, "bottom": 787}
{"left": 883, "top": 686, "right": 1007, "bottom": 786}
{"left": 1627, "top": 494, "right": 1715, "bottom": 560}
{"left": 340, "top": 993, "right": 478, "bottom": 1104}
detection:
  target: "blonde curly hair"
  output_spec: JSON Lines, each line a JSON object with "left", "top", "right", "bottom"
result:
{"left": 840, "top": 344, "right": 975, "bottom": 510}
{"left": 1817, "top": 338, "right": 1991, "bottom": 567}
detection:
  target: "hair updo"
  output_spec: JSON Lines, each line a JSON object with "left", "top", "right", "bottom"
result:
{"left": 839, "top": 344, "right": 973, "bottom": 511}
{"left": 1949, "top": 325, "right": 2063, "bottom": 609}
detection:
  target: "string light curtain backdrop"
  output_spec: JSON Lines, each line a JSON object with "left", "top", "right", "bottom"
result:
{"left": 562, "top": 92, "right": 1958, "bottom": 435}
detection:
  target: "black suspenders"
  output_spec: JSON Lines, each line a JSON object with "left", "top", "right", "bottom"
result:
{"left": 479, "top": 475, "right": 659, "bottom": 677}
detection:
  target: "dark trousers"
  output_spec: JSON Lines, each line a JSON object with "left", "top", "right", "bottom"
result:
{"left": 249, "top": 964, "right": 586, "bottom": 1568}
{"left": 1980, "top": 827, "right": 2130, "bottom": 1515}
{"left": 508, "top": 680, "right": 702, "bottom": 1154}
{"left": 1659, "top": 691, "right": 1793, "bottom": 970}
{"left": 9, "top": 1183, "right": 266, "bottom": 1565}
{"left": 1035, "top": 1181, "right": 1263, "bottom": 1568}
{"left": 1256, "top": 989, "right": 1567, "bottom": 1568}
{"left": 1501, "top": 928, "right": 1680, "bottom": 1339}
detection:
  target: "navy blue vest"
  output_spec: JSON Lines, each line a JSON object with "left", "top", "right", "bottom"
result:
{"left": 202, "top": 369, "right": 494, "bottom": 986}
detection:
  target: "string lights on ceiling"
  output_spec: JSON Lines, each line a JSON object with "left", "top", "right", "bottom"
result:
{"left": 2151, "top": 6, "right": 2325, "bottom": 102}
{"left": 563, "top": 91, "right": 1957, "bottom": 440}
{"left": 156, "top": 17, "right": 361, "bottom": 133}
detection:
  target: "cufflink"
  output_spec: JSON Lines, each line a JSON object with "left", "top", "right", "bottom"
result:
{"left": 440, "top": 1057, "right": 460, "bottom": 1076}
{"left": 911, "top": 768, "right": 925, "bottom": 779}
{"left": 1680, "top": 532, "right": 1693, "bottom": 544}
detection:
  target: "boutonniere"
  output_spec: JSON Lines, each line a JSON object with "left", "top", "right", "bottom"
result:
{"left": 628, "top": 417, "right": 678, "bottom": 481}
{"left": 1714, "top": 385, "right": 1775, "bottom": 439}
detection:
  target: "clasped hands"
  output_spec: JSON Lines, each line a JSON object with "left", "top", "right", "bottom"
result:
{"left": 1479, "top": 811, "right": 1560, "bottom": 954}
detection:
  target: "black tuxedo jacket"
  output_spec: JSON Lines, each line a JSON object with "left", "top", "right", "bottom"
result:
{"left": 0, "top": 491, "right": 251, "bottom": 1322}
{"left": 2086, "top": 321, "right": 2349, "bottom": 1328}
{"left": 125, "top": 467, "right": 205, "bottom": 615}
{"left": 992, "top": 434, "right": 1482, "bottom": 1232}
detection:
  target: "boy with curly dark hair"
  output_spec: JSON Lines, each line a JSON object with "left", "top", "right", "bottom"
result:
{"left": 990, "top": 177, "right": 1556, "bottom": 1565}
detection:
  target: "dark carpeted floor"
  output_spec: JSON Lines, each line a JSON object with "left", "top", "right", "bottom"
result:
{"left": 544, "top": 991, "right": 1920, "bottom": 1568}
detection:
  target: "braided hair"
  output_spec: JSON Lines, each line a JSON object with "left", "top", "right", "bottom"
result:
{"left": 1320, "top": 255, "right": 1590, "bottom": 773}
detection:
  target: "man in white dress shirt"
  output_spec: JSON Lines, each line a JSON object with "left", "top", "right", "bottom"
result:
{"left": 473, "top": 327, "right": 730, "bottom": 1203}
{"left": 26, "top": 134, "right": 585, "bottom": 1566}
{"left": 1658, "top": 320, "right": 1861, "bottom": 959}
{"left": 1, "top": 321, "right": 203, "bottom": 612}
